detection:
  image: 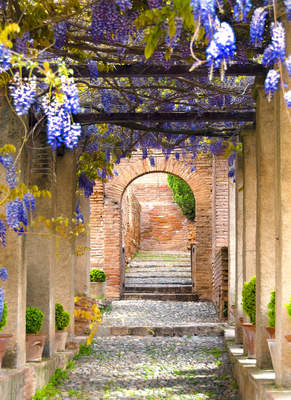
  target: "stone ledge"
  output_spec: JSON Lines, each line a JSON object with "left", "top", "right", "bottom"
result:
{"left": 225, "top": 329, "right": 291, "bottom": 400}
{"left": 0, "top": 337, "right": 86, "bottom": 400}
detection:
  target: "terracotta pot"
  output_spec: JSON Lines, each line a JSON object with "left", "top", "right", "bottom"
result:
{"left": 90, "top": 282, "right": 106, "bottom": 299}
{"left": 266, "top": 326, "right": 275, "bottom": 339}
{"left": 241, "top": 323, "right": 256, "bottom": 358}
{"left": 267, "top": 339, "right": 278, "bottom": 371}
{"left": 285, "top": 334, "right": 291, "bottom": 342}
{"left": 0, "top": 334, "right": 12, "bottom": 368}
{"left": 26, "top": 334, "right": 46, "bottom": 362}
{"left": 55, "top": 331, "right": 68, "bottom": 352}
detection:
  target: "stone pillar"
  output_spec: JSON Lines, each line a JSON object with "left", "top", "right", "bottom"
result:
{"left": 274, "top": 17, "right": 291, "bottom": 387}
{"left": 103, "top": 199, "right": 122, "bottom": 299}
{"left": 0, "top": 90, "right": 27, "bottom": 367}
{"left": 74, "top": 194, "right": 90, "bottom": 297}
{"left": 25, "top": 136, "right": 56, "bottom": 358}
{"left": 255, "top": 79, "right": 276, "bottom": 369}
{"left": 241, "top": 129, "right": 257, "bottom": 282}
{"left": 55, "top": 152, "right": 76, "bottom": 337}
{"left": 228, "top": 178, "right": 236, "bottom": 322}
{"left": 235, "top": 152, "right": 244, "bottom": 342}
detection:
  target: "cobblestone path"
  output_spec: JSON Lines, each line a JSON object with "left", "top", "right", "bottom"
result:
{"left": 58, "top": 301, "right": 239, "bottom": 400}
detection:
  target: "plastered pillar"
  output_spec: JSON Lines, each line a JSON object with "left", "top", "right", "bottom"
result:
{"left": 55, "top": 152, "right": 76, "bottom": 337}
{"left": 255, "top": 79, "right": 276, "bottom": 369}
{"left": 235, "top": 152, "right": 244, "bottom": 342}
{"left": 228, "top": 178, "right": 236, "bottom": 322}
{"left": 74, "top": 194, "right": 90, "bottom": 297}
{"left": 25, "top": 138, "right": 56, "bottom": 358}
{"left": 0, "top": 90, "right": 27, "bottom": 368}
{"left": 274, "top": 16, "right": 291, "bottom": 387}
{"left": 241, "top": 128, "right": 257, "bottom": 282}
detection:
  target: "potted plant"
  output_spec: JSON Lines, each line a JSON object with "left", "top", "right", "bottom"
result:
{"left": 241, "top": 276, "right": 256, "bottom": 358}
{"left": 90, "top": 268, "right": 106, "bottom": 299}
{"left": 26, "top": 306, "right": 46, "bottom": 362}
{"left": 285, "top": 298, "right": 291, "bottom": 345}
{"left": 0, "top": 267, "right": 12, "bottom": 368}
{"left": 266, "top": 291, "right": 275, "bottom": 339}
{"left": 55, "top": 303, "right": 70, "bottom": 352}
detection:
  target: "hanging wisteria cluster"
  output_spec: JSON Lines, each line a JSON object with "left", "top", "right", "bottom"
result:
{"left": 0, "top": 267, "right": 8, "bottom": 322}
{"left": 0, "top": 154, "right": 36, "bottom": 245}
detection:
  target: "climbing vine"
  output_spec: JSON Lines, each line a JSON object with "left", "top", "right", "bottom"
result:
{"left": 167, "top": 174, "right": 196, "bottom": 220}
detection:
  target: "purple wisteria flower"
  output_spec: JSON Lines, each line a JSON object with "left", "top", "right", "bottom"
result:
{"left": 191, "top": 0, "right": 217, "bottom": 37}
{"left": 10, "top": 73, "right": 36, "bottom": 115}
{"left": 115, "top": 0, "right": 132, "bottom": 11}
{"left": 264, "top": 69, "right": 280, "bottom": 100}
{"left": 6, "top": 199, "right": 28, "bottom": 233}
{"left": 15, "top": 32, "right": 30, "bottom": 55}
{"left": 75, "top": 199, "right": 84, "bottom": 225}
{"left": 78, "top": 173, "right": 96, "bottom": 198}
{"left": 0, "top": 219, "right": 6, "bottom": 247}
{"left": 0, "top": 287, "right": 4, "bottom": 321}
{"left": 88, "top": 60, "right": 99, "bottom": 81}
{"left": 250, "top": 7, "right": 267, "bottom": 47}
{"left": 0, "top": 154, "right": 17, "bottom": 189}
{"left": 283, "top": 0, "right": 291, "bottom": 21}
{"left": 0, "top": 268, "right": 8, "bottom": 282}
{"left": 284, "top": 90, "right": 291, "bottom": 107}
{"left": 0, "top": 44, "right": 11, "bottom": 72}
{"left": 24, "top": 192, "right": 36, "bottom": 212}
{"left": 285, "top": 55, "right": 291, "bottom": 77}
{"left": 233, "top": 0, "right": 252, "bottom": 23}
{"left": 61, "top": 75, "right": 80, "bottom": 114}
{"left": 206, "top": 22, "right": 236, "bottom": 77}
{"left": 147, "top": 0, "right": 162, "bottom": 9}
{"left": 53, "top": 22, "right": 67, "bottom": 48}
{"left": 262, "top": 22, "right": 286, "bottom": 67}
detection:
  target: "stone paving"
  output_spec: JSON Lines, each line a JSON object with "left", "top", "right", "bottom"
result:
{"left": 57, "top": 300, "right": 239, "bottom": 399}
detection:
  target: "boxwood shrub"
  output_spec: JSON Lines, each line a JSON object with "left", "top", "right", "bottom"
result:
{"left": 55, "top": 303, "right": 70, "bottom": 331}
{"left": 0, "top": 302, "right": 8, "bottom": 331}
{"left": 90, "top": 268, "right": 106, "bottom": 282}
{"left": 167, "top": 174, "right": 195, "bottom": 220}
{"left": 267, "top": 290, "right": 275, "bottom": 328}
{"left": 26, "top": 306, "right": 44, "bottom": 334}
{"left": 242, "top": 276, "right": 256, "bottom": 325}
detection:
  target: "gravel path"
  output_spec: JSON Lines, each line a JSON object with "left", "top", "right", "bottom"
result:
{"left": 58, "top": 336, "right": 239, "bottom": 399}
{"left": 102, "top": 300, "right": 219, "bottom": 327}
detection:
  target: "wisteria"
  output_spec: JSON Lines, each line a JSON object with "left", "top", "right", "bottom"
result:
{"left": 115, "top": 0, "right": 132, "bottom": 12}
{"left": 53, "top": 22, "right": 67, "bottom": 48}
{"left": 0, "top": 154, "right": 17, "bottom": 189}
{"left": 191, "top": 0, "right": 217, "bottom": 37}
{"left": 0, "top": 219, "right": 6, "bottom": 247}
{"left": 6, "top": 199, "right": 28, "bottom": 233}
{"left": 0, "top": 43, "right": 11, "bottom": 72}
{"left": 249, "top": 7, "right": 267, "bottom": 47}
{"left": 15, "top": 32, "right": 30, "bottom": 55}
{"left": 10, "top": 73, "right": 36, "bottom": 115}
{"left": 233, "top": 0, "right": 252, "bottom": 23}
{"left": 206, "top": 22, "right": 236, "bottom": 78}
{"left": 284, "top": 90, "right": 291, "bottom": 107}
{"left": 264, "top": 69, "right": 280, "bottom": 100}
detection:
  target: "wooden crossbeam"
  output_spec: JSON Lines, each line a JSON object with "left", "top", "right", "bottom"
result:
{"left": 74, "top": 111, "right": 255, "bottom": 124}
{"left": 70, "top": 63, "right": 266, "bottom": 78}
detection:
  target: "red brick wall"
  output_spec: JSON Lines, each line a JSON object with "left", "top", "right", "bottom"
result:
{"left": 121, "top": 186, "right": 141, "bottom": 262}
{"left": 130, "top": 173, "right": 193, "bottom": 252}
{"left": 213, "top": 247, "right": 228, "bottom": 320}
{"left": 89, "top": 151, "right": 229, "bottom": 300}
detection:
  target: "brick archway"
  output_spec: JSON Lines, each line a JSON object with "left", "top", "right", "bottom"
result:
{"left": 103, "top": 152, "right": 214, "bottom": 300}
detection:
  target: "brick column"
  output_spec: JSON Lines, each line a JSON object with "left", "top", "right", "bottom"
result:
{"left": 241, "top": 128, "right": 257, "bottom": 282}
{"left": 0, "top": 90, "right": 27, "bottom": 367}
{"left": 235, "top": 152, "right": 244, "bottom": 342}
{"left": 55, "top": 152, "right": 76, "bottom": 337}
{"left": 255, "top": 79, "right": 276, "bottom": 369}
{"left": 74, "top": 194, "right": 90, "bottom": 296}
{"left": 274, "top": 17, "right": 291, "bottom": 387}
{"left": 103, "top": 199, "right": 122, "bottom": 299}
{"left": 25, "top": 137, "right": 56, "bottom": 358}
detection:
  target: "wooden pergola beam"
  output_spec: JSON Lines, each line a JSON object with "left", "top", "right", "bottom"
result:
{"left": 74, "top": 111, "right": 255, "bottom": 124}
{"left": 70, "top": 63, "right": 266, "bottom": 78}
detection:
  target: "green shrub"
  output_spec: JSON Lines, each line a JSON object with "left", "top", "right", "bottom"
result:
{"left": 0, "top": 302, "right": 8, "bottom": 331}
{"left": 90, "top": 268, "right": 106, "bottom": 282}
{"left": 26, "top": 307, "right": 44, "bottom": 334}
{"left": 242, "top": 276, "right": 256, "bottom": 325}
{"left": 167, "top": 174, "right": 196, "bottom": 220}
{"left": 55, "top": 303, "right": 70, "bottom": 331}
{"left": 267, "top": 290, "right": 276, "bottom": 328}
{"left": 286, "top": 298, "right": 291, "bottom": 320}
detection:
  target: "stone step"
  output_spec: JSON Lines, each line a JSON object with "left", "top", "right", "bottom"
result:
{"left": 96, "top": 323, "right": 225, "bottom": 337}
{"left": 126, "top": 274, "right": 192, "bottom": 280}
{"left": 129, "top": 262, "right": 190, "bottom": 268}
{"left": 124, "top": 285, "right": 193, "bottom": 293}
{"left": 122, "top": 293, "right": 199, "bottom": 301}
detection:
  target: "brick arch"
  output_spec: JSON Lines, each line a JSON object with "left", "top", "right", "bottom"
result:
{"left": 103, "top": 153, "right": 214, "bottom": 300}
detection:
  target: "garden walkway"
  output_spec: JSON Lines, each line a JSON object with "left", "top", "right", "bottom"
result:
{"left": 58, "top": 300, "right": 239, "bottom": 399}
